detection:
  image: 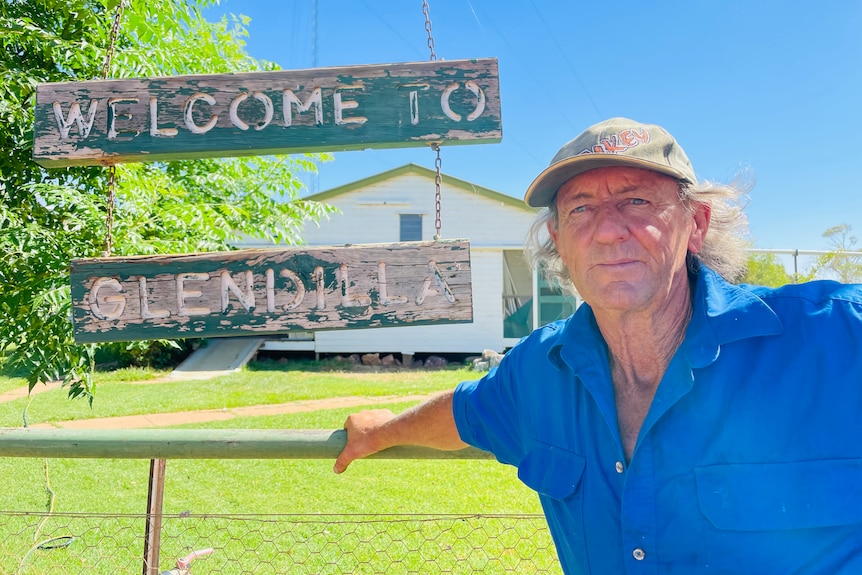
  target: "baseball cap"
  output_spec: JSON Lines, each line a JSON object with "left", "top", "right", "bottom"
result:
{"left": 524, "top": 117, "right": 697, "bottom": 207}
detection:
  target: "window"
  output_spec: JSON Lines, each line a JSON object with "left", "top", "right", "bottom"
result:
{"left": 400, "top": 214, "right": 423, "bottom": 241}
{"left": 537, "top": 276, "right": 578, "bottom": 326}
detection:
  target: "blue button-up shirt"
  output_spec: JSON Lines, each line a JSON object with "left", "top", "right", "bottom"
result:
{"left": 453, "top": 265, "right": 862, "bottom": 574}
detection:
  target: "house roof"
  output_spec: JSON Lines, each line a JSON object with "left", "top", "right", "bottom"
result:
{"left": 306, "top": 163, "right": 535, "bottom": 212}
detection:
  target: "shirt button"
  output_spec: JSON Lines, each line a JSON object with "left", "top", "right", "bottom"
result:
{"left": 632, "top": 548, "right": 646, "bottom": 560}
{"left": 615, "top": 461, "right": 624, "bottom": 474}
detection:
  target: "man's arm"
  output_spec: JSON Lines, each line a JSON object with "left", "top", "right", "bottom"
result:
{"left": 333, "top": 389, "right": 467, "bottom": 474}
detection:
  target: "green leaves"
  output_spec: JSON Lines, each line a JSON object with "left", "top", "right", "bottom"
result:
{"left": 0, "top": 181, "right": 104, "bottom": 399}
{"left": 741, "top": 252, "right": 792, "bottom": 287}
{"left": 112, "top": 156, "right": 334, "bottom": 255}
{"left": 0, "top": 0, "right": 334, "bottom": 401}
{"left": 743, "top": 224, "right": 862, "bottom": 287}
{"left": 809, "top": 224, "right": 862, "bottom": 283}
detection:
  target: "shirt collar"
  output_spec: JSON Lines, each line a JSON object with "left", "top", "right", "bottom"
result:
{"left": 552, "top": 264, "right": 784, "bottom": 372}
{"left": 683, "top": 265, "right": 783, "bottom": 367}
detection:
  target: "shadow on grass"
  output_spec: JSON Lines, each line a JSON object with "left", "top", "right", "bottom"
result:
{"left": 246, "top": 356, "right": 472, "bottom": 374}
{"left": 247, "top": 358, "right": 350, "bottom": 373}
{"left": 0, "top": 354, "right": 29, "bottom": 380}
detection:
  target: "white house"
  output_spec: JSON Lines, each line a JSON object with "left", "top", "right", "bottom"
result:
{"left": 243, "top": 163, "right": 579, "bottom": 359}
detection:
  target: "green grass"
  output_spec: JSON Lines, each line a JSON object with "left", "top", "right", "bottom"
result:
{"left": 0, "top": 360, "right": 31, "bottom": 395}
{"left": 0, "top": 378, "right": 27, "bottom": 397}
{"left": 0, "top": 404, "right": 541, "bottom": 516}
{"left": 0, "top": 470, "right": 551, "bottom": 575}
{"left": 0, "top": 359, "right": 559, "bottom": 574}
{"left": 0, "top": 357, "right": 167, "bottom": 397}
{"left": 0, "top": 358, "right": 509, "bottom": 516}
{"left": 3, "top": 512, "right": 557, "bottom": 575}
{"left": 0, "top": 363, "right": 476, "bottom": 427}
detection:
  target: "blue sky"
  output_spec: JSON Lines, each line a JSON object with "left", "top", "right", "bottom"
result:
{"left": 204, "top": 0, "right": 862, "bottom": 259}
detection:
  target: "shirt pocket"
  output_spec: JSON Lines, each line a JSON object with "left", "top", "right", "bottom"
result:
{"left": 517, "top": 443, "right": 586, "bottom": 500}
{"left": 694, "top": 459, "right": 862, "bottom": 531}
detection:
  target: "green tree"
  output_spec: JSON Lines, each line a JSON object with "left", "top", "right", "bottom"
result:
{"left": 808, "top": 224, "right": 862, "bottom": 283}
{"left": 0, "top": 0, "right": 333, "bottom": 401}
{"left": 740, "top": 251, "right": 793, "bottom": 287}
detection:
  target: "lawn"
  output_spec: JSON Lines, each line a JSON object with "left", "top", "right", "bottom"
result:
{"left": 0, "top": 358, "right": 559, "bottom": 574}
{"left": 0, "top": 361, "right": 468, "bottom": 426}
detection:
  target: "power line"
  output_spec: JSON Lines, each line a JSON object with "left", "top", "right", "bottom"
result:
{"left": 527, "top": 0, "right": 603, "bottom": 120}
{"left": 355, "top": 0, "right": 428, "bottom": 61}
{"left": 465, "top": 0, "right": 575, "bottom": 169}
{"left": 467, "top": 1, "right": 582, "bottom": 132}
{"left": 311, "top": 0, "right": 318, "bottom": 67}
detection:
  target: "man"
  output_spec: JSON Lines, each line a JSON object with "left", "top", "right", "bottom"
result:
{"left": 334, "top": 118, "right": 862, "bottom": 574}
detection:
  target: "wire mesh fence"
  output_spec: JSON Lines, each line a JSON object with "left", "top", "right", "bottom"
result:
{"left": 2, "top": 511, "right": 560, "bottom": 574}
{"left": 0, "top": 430, "right": 561, "bottom": 573}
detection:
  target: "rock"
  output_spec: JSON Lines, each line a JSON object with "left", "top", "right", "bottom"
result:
{"left": 470, "top": 350, "right": 504, "bottom": 371}
{"left": 471, "top": 360, "right": 490, "bottom": 371}
{"left": 361, "top": 353, "right": 381, "bottom": 366}
{"left": 424, "top": 355, "right": 448, "bottom": 368}
{"left": 482, "top": 349, "right": 505, "bottom": 369}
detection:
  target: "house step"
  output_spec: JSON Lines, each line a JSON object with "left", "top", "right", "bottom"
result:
{"left": 170, "top": 337, "right": 265, "bottom": 380}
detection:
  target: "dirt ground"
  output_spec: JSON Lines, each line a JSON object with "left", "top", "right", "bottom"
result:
{"left": 0, "top": 379, "right": 435, "bottom": 430}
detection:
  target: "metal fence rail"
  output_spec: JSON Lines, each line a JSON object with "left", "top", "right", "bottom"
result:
{"left": 0, "top": 428, "right": 491, "bottom": 460}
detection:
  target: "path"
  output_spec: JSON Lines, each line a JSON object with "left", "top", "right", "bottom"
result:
{"left": 0, "top": 379, "right": 64, "bottom": 403}
{"left": 1, "top": 380, "right": 433, "bottom": 430}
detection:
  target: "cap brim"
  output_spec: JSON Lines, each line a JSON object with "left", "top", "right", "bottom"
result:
{"left": 523, "top": 155, "right": 693, "bottom": 207}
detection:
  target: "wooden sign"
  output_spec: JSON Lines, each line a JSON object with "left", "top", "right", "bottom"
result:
{"left": 33, "top": 59, "right": 501, "bottom": 167}
{"left": 70, "top": 240, "right": 472, "bottom": 343}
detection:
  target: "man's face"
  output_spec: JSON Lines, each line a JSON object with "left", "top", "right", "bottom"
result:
{"left": 548, "top": 166, "right": 709, "bottom": 314}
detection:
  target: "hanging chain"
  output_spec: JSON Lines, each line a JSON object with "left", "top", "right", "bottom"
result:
{"left": 422, "top": 1, "right": 443, "bottom": 238}
{"left": 100, "top": 1, "right": 125, "bottom": 80}
{"left": 100, "top": 1, "right": 126, "bottom": 257}
{"left": 422, "top": 0, "right": 437, "bottom": 61}
{"left": 103, "top": 168, "right": 117, "bottom": 256}
{"left": 433, "top": 144, "right": 442, "bottom": 240}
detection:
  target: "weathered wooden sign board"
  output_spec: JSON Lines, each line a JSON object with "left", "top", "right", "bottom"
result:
{"left": 70, "top": 240, "right": 472, "bottom": 343}
{"left": 33, "top": 58, "right": 500, "bottom": 167}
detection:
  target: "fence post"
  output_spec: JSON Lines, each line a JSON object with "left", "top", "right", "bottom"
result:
{"left": 142, "top": 459, "right": 167, "bottom": 575}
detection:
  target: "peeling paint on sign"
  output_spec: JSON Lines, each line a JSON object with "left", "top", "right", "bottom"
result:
{"left": 34, "top": 59, "right": 501, "bottom": 167}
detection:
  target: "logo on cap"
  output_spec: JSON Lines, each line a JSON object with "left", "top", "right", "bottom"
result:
{"left": 578, "top": 128, "right": 650, "bottom": 156}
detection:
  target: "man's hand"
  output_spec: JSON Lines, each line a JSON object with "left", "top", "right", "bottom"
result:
{"left": 333, "top": 408, "right": 396, "bottom": 474}
{"left": 332, "top": 391, "right": 466, "bottom": 475}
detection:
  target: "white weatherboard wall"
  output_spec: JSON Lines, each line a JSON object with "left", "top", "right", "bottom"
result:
{"left": 301, "top": 172, "right": 534, "bottom": 246}
{"left": 257, "top": 165, "right": 538, "bottom": 355}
